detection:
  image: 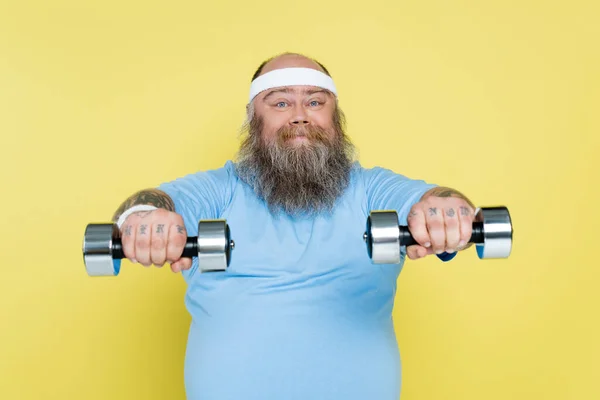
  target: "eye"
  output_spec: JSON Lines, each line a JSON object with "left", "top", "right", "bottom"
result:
{"left": 275, "top": 101, "right": 288, "bottom": 108}
{"left": 309, "top": 100, "right": 321, "bottom": 107}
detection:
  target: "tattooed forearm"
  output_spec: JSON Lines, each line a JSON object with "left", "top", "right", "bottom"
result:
{"left": 422, "top": 187, "right": 476, "bottom": 209}
{"left": 111, "top": 188, "right": 175, "bottom": 222}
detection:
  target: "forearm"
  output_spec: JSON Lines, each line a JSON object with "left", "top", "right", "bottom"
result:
{"left": 111, "top": 188, "right": 175, "bottom": 223}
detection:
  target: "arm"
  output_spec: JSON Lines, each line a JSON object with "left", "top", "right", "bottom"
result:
{"left": 364, "top": 167, "right": 475, "bottom": 262}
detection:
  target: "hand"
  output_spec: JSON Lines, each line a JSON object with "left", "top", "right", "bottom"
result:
{"left": 405, "top": 195, "right": 475, "bottom": 260}
{"left": 120, "top": 208, "right": 193, "bottom": 273}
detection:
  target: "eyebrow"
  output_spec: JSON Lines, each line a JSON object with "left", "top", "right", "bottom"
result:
{"left": 262, "top": 88, "right": 328, "bottom": 102}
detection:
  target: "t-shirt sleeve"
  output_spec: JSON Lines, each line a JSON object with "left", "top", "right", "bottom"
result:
{"left": 364, "top": 166, "right": 457, "bottom": 262}
{"left": 157, "top": 162, "right": 235, "bottom": 222}
{"left": 156, "top": 161, "right": 236, "bottom": 278}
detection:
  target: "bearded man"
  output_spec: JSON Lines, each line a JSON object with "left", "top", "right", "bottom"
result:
{"left": 112, "top": 52, "right": 476, "bottom": 400}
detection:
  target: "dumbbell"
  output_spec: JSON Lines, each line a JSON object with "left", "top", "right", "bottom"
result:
{"left": 363, "top": 206, "right": 513, "bottom": 264}
{"left": 82, "top": 220, "right": 235, "bottom": 276}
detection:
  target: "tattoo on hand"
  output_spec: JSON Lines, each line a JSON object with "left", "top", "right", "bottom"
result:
{"left": 176, "top": 225, "right": 185, "bottom": 234}
{"left": 446, "top": 208, "right": 455, "bottom": 217}
{"left": 134, "top": 211, "right": 154, "bottom": 218}
{"left": 140, "top": 225, "right": 147, "bottom": 235}
{"left": 433, "top": 189, "right": 456, "bottom": 198}
{"left": 429, "top": 207, "right": 438, "bottom": 216}
{"left": 409, "top": 211, "right": 418, "bottom": 218}
{"left": 125, "top": 225, "right": 132, "bottom": 236}
{"left": 460, "top": 206, "right": 470, "bottom": 216}
{"left": 156, "top": 224, "right": 164, "bottom": 234}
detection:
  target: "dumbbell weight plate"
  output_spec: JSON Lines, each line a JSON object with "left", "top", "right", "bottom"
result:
{"left": 365, "top": 211, "right": 401, "bottom": 264}
{"left": 474, "top": 207, "right": 513, "bottom": 259}
{"left": 83, "top": 223, "right": 123, "bottom": 276}
{"left": 197, "top": 220, "right": 233, "bottom": 272}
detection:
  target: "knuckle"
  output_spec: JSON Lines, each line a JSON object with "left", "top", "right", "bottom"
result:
{"left": 170, "top": 232, "right": 187, "bottom": 247}
{"left": 120, "top": 237, "right": 132, "bottom": 249}
{"left": 462, "top": 221, "right": 473, "bottom": 232}
{"left": 151, "top": 236, "right": 165, "bottom": 251}
{"left": 135, "top": 238, "right": 149, "bottom": 250}
{"left": 427, "top": 219, "right": 444, "bottom": 230}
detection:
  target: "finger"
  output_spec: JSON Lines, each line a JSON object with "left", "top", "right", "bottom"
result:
{"left": 407, "top": 245, "right": 428, "bottom": 260}
{"left": 121, "top": 223, "right": 138, "bottom": 263}
{"left": 166, "top": 223, "right": 187, "bottom": 263}
{"left": 170, "top": 258, "right": 192, "bottom": 273}
{"left": 180, "top": 258, "right": 193, "bottom": 271}
{"left": 407, "top": 207, "right": 431, "bottom": 248}
{"left": 135, "top": 223, "right": 152, "bottom": 267}
{"left": 458, "top": 205, "right": 474, "bottom": 249}
{"left": 425, "top": 205, "right": 446, "bottom": 254}
{"left": 150, "top": 223, "right": 168, "bottom": 267}
{"left": 170, "top": 261, "right": 181, "bottom": 273}
{"left": 406, "top": 245, "right": 419, "bottom": 260}
{"left": 443, "top": 206, "right": 460, "bottom": 253}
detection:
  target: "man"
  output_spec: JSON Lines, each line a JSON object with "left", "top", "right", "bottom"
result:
{"left": 112, "top": 52, "right": 476, "bottom": 399}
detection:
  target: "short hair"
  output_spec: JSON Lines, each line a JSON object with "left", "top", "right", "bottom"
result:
{"left": 250, "top": 52, "right": 332, "bottom": 82}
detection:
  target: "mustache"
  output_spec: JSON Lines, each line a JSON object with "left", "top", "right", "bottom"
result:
{"left": 275, "top": 124, "right": 331, "bottom": 143}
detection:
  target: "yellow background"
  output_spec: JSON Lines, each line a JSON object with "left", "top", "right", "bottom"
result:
{"left": 0, "top": 0, "right": 598, "bottom": 398}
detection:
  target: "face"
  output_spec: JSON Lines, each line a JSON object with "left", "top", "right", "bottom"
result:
{"left": 235, "top": 56, "right": 356, "bottom": 216}
{"left": 253, "top": 85, "right": 337, "bottom": 147}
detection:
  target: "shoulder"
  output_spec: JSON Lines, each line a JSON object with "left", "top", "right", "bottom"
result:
{"left": 163, "top": 161, "right": 238, "bottom": 186}
{"left": 355, "top": 163, "right": 413, "bottom": 189}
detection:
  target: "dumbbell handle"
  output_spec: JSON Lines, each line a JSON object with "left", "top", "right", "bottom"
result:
{"left": 399, "top": 222, "right": 485, "bottom": 247}
{"left": 110, "top": 237, "right": 199, "bottom": 259}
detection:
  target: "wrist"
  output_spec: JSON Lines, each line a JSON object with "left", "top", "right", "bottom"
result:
{"left": 116, "top": 204, "right": 158, "bottom": 229}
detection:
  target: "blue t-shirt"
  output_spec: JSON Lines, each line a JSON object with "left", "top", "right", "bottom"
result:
{"left": 158, "top": 161, "right": 455, "bottom": 400}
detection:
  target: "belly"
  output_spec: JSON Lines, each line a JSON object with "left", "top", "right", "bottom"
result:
{"left": 182, "top": 302, "right": 402, "bottom": 400}
{"left": 181, "top": 260, "right": 403, "bottom": 399}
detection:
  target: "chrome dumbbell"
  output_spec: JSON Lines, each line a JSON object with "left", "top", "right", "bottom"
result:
{"left": 364, "top": 206, "right": 513, "bottom": 264}
{"left": 82, "top": 220, "right": 234, "bottom": 276}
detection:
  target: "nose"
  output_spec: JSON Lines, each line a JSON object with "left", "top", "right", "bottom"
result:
{"left": 290, "top": 108, "right": 310, "bottom": 126}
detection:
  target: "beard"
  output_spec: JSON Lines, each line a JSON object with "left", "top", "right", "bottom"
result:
{"left": 234, "top": 105, "right": 356, "bottom": 217}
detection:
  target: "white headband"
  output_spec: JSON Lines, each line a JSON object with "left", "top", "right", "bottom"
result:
{"left": 249, "top": 67, "right": 337, "bottom": 102}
